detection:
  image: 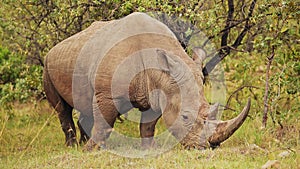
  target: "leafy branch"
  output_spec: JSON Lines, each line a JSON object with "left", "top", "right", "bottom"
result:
{"left": 202, "top": 0, "right": 257, "bottom": 78}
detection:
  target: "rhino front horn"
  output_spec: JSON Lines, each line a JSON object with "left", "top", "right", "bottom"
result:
{"left": 208, "top": 98, "right": 251, "bottom": 146}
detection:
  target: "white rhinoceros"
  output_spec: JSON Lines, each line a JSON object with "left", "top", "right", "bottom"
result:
{"left": 43, "top": 12, "right": 250, "bottom": 150}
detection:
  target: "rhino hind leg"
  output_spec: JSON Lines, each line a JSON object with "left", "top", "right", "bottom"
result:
{"left": 58, "top": 101, "right": 78, "bottom": 146}
{"left": 47, "top": 96, "right": 77, "bottom": 146}
{"left": 43, "top": 70, "right": 77, "bottom": 146}
{"left": 140, "top": 109, "right": 161, "bottom": 149}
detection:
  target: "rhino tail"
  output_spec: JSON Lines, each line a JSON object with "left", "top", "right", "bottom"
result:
{"left": 43, "top": 60, "right": 68, "bottom": 112}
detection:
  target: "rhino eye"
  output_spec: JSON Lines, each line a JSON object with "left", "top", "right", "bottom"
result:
{"left": 182, "top": 115, "right": 188, "bottom": 120}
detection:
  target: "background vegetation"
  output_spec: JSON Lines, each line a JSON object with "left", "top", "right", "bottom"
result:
{"left": 0, "top": 0, "right": 299, "bottom": 168}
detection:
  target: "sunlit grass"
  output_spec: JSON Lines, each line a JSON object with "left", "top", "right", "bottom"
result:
{"left": 0, "top": 102, "right": 299, "bottom": 168}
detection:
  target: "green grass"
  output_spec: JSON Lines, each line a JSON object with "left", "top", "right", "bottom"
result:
{"left": 0, "top": 102, "right": 299, "bottom": 169}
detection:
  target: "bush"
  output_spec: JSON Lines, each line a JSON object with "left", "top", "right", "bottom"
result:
{"left": 0, "top": 47, "right": 43, "bottom": 107}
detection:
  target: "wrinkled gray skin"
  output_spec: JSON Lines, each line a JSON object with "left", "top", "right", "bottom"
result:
{"left": 43, "top": 12, "right": 250, "bottom": 150}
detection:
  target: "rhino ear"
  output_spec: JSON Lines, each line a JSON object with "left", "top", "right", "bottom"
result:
{"left": 191, "top": 47, "right": 206, "bottom": 66}
{"left": 157, "top": 49, "right": 176, "bottom": 71}
{"left": 157, "top": 49, "right": 186, "bottom": 82}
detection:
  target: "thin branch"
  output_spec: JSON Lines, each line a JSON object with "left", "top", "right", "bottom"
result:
{"left": 18, "top": 101, "right": 60, "bottom": 160}
{"left": 220, "top": 104, "right": 237, "bottom": 112}
{"left": 202, "top": 18, "right": 248, "bottom": 48}
{"left": 226, "top": 85, "right": 260, "bottom": 108}
{"left": 17, "top": 1, "right": 37, "bottom": 24}
{"left": 202, "top": 0, "right": 257, "bottom": 78}
{"left": 262, "top": 48, "right": 275, "bottom": 128}
{"left": 0, "top": 113, "right": 9, "bottom": 140}
{"left": 232, "top": 0, "right": 257, "bottom": 48}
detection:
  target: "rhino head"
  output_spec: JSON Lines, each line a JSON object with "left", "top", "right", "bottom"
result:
{"left": 155, "top": 49, "right": 250, "bottom": 150}
{"left": 180, "top": 99, "right": 251, "bottom": 149}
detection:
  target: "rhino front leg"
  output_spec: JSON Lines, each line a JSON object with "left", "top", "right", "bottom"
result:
{"left": 77, "top": 113, "right": 94, "bottom": 144}
{"left": 140, "top": 109, "right": 161, "bottom": 149}
{"left": 84, "top": 97, "right": 118, "bottom": 151}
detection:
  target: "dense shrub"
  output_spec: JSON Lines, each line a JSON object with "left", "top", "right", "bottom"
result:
{"left": 0, "top": 47, "right": 43, "bottom": 107}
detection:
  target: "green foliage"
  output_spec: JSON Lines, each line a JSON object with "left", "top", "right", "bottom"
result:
{"left": 220, "top": 0, "right": 300, "bottom": 125}
{"left": 0, "top": 47, "right": 43, "bottom": 107}
{"left": 268, "top": 51, "right": 300, "bottom": 125}
{"left": 256, "top": 0, "right": 299, "bottom": 124}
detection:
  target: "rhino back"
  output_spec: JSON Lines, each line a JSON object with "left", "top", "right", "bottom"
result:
{"left": 45, "top": 21, "right": 111, "bottom": 107}
{"left": 80, "top": 13, "right": 202, "bottom": 113}
{"left": 46, "top": 12, "right": 201, "bottom": 114}
{"left": 72, "top": 12, "right": 179, "bottom": 111}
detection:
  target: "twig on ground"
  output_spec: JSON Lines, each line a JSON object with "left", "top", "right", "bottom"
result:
{"left": 0, "top": 112, "right": 9, "bottom": 140}
{"left": 18, "top": 101, "right": 59, "bottom": 160}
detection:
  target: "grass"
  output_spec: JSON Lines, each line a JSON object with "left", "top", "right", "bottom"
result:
{"left": 0, "top": 101, "right": 299, "bottom": 169}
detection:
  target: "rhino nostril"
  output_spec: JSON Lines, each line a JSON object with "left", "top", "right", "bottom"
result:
{"left": 210, "top": 143, "right": 220, "bottom": 149}
{"left": 182, "top": 115, "right": 188, "bottom": 120}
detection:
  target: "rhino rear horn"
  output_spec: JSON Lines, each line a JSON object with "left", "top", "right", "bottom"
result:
{"left": 208, "top": 98, "right": 251, "bottom": 145}
{"left": 208, "top": 102, "right": 219, "bottom": 120}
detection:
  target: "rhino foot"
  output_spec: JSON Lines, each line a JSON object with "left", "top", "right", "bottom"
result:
{"left": 79, "top": 135, "right": 89, "bottom": 145}
{"left": 65, "top": 137, "right": 78, "bottom": 147}
{"left": 64, "top": 128, "right": 78, "bottom": 147}
{"left": 141, "top": 138, "right": 156, "bottom": 150}
{"left": 83, "top": 139, "right": 106, "bottom": 152}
